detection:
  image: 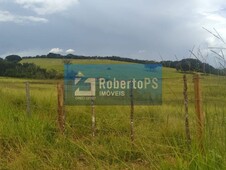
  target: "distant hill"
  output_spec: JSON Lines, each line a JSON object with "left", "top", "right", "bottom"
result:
{"left": 0, "top": 53, "right": 224, "bottom": 79}
{"left": 21, "top": 57, "right": 183, "bottom": 78}
{"left": 22, "top": 53, "right": 157, "bottom": 64}
{"left": 160, "top": 58, "right": 222, "bottom": 75}
{"left": 22, "top": 53, "right": 224, "bottom": 75}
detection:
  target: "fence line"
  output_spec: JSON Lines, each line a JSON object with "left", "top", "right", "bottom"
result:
{"left": 57, "top": 83, "right": 65, "bottom": 134}
{"left": 25, "top": 82, "right": 31, "bottom": 117}
{"left": 193, "top": 74, "right": 205, "bottom": 152}
{"left": 183, "top": 75, "right": 191, "bottom": 149}
{"left": 0, "top": 75, "right": 225, "bottom": 151}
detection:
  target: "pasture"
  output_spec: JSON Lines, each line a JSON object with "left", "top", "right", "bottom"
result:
{"left": 0, "top": 58, "right": 225, "bottom": 169}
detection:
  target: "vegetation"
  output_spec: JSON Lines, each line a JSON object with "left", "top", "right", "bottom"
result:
{"left": 22, "top": 53, "right": 224, "bottom": 75}
{"left": 23, "top": 53, "right": 225, "bottom": 75}
{"left": 0, "top": 59, "right": 225, "bottom": 169}
{"left": 0, "top": 53, "right": 223, "bottom": 80}
{"left": 161, "top": 58, "right": 221, "bottom": 75}
{"left": 5, "top": 55, "right": 22, "bottom": 63}
{"left": 0, "top": 55, "right": 61, "bottom": 79}
{"left": 21, "top": 58, "right": 129, "bottom": 73}
{"left": 23, "top": 53, "right": 157, "bottom": 64}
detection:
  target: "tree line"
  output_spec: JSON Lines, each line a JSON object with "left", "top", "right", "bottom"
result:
{"left": 0, "top": 55, "right": 62, "bottom": 79}
{"left": 160, "top": 58, "right": 224, "bottom": 75}
{"left": 0, "top": 53, "right": 225, "bottom": 79}
{"left": 24, "top": 53, "right": 224, "bottom": 75}
{"left": 23, "top": 53, "right": 157, "bottom": 64}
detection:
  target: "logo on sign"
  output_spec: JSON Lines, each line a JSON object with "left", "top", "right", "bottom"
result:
{"left": 74, "top": 72, "right": 96, "bottom": 97}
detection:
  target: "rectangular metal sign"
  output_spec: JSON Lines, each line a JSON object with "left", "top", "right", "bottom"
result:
{"left": 64, "top": 64, "right": 162, "bottom": 105}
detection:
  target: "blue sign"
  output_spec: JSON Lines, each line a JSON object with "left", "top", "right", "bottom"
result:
{"left": 64, "top": 64, "right": 162, "bottom": 105}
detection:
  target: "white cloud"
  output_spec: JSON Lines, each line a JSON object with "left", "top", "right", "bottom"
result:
{"left": 0, "top": 10, "right": 48, "bottom": 23}
{"left": 199, "top": 11, "right": 226, "bottom": 48}
{"left": 49, "top": 48, "right": 64, "bottom": 54}
{"left": 1, "top": 0, "right": 226, "bottom": 64}
{"left": 24, "top": 15, "right": 48, "bottom": 22}
{"left": 66, "top": 49, "right": 75, "bottom": 54}
{"left": 15, "top": 0, "right": 79, "bottom": 15}
{"left": 138, "top": 50, "right": 146, "bottom": 54}
{"left": 205, "top": 14, "right": 226, "bottom": 23}
{"left": 0, "top": 11, "right": 14, "bottom": 22}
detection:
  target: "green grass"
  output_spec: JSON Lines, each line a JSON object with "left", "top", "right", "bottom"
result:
{"left": 21, "top": 58, "right": 129, "bottom": 73}
{"left": 21, "top": 58, "right": 183, "bottom": 79}
{"left": 0, "top": 59, "right": 225, "bottom": 169}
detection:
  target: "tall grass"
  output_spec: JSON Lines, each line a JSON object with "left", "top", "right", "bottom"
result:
{"left": 0, "top": 71, "right": 225, "bottom": 169}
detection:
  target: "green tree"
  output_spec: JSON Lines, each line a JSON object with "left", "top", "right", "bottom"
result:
{"left": 5, "top": 55, "right": 22, "bottom": 63}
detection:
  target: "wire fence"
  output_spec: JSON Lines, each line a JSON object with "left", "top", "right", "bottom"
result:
{"left": 0, "top": 74, "right": 226, "bottom": 152}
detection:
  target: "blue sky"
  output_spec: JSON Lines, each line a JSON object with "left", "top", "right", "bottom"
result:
{"left": 0, "top": 0, "right": 226, "bottom": 65}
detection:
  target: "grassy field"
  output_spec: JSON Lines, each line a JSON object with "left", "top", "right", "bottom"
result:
{"left": 21, "top": 58, "right": 129, "bottom": 73}
{"left": 0, "top": 58, "right": 225, "bottom": 169}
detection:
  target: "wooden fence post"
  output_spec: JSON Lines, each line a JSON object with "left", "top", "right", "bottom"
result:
{"left": 130, "top": 82, "right": 134, "bottom": 143}
{"left": 57, "top": 83, "right": 65, "bottom": 134}
{"left": 183, "top": 75, "right": 191, "bottom": 149}
{"left": 91, "top": 97, "right": 95, "bottom": 137}
{"left": 193, "top": 74, "right": 204, "bottom": 152}
{"left": 25, "top": 82, "right": 31, "bottom": 117}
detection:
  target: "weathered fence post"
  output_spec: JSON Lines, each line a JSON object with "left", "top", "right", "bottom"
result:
{"left": 193, "top": 74, "right": 204, "bottom": 152}
{"left": 183, "top": 75, "right": 191, "bottom": 149}
{"left": 57, "top": 83, "right": 65, "bottom": 134}
{"left": 130, "top": 82, "right": 134, "bottom": 143}
{"left": 91, "top": 97, "right": 96, "bottom": 137}
{"left": 25, "top": 82, "right": 31, "bottom": 117}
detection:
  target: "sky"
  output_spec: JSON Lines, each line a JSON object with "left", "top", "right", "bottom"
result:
{"left": 0, "top": 0, "right": 226, "bottom": 65}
